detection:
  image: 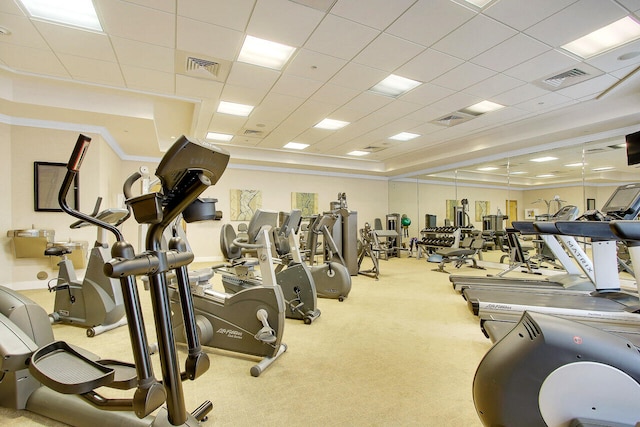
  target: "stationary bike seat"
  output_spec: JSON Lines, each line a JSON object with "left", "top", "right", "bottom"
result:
{"left": 44, "top": 246, "right": 72, "bottom": 257}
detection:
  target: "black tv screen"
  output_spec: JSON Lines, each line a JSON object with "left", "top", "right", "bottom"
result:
{"left": 626, "top": 130, "right": 640, "bottom": 166}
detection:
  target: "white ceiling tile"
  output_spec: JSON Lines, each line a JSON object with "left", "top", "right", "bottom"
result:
{"left": 271, "top": 74, "right": 323, "bottom": 98}
{"left": 0, "top": 13, "right": 48, "bottom": 49}
{"left": 177, "top": 17, "right": 243, "bottom": 61}
{"left": 0, "top": 43, "right": 68, "bottom": 77}
{"left": 285, "top": 49, "right": 347, "bottom": 82}
{"left": 0, "top": 1, "right": 25, "bottom": 14}
{"left": 304, "top": 14, "right": 379, "bottom": 60}
{"left": 504, "top": 49, "right": 579, "bottom": 82}
{"left": 121, "top": 64, "right": 175, "bottom": 94}
{"left": 484, "top": 0, "right": 577, "bottom": 31}
{"left": 111, "top": 36, "right": 174, "bottom": 73}
{"left": 429, "top": 91, "right": 484, "bottom": 114}
{"left": 227, "top": 62, "right": 280, "bottom": 92}
{"left": 524, "top": 0, "right": 628, "bottom": 47}
{"left": 353, "top": 33, "right": 425, "bottom": 72}
{"left": 492, "top": 83, "right": 550, "bottom": 106}
{"left": 387, "top": 0, "right": 475, "bottom": 47}
{"left": 98, "top": 0, "right": 175, "bottom": 47}
{"left": 309, "top": 83, "right": 359, "bottom": 104}
{"left": 615, "top": 0, "right": 640, "bottom": 11}
{"left": 515, "top": 91, "right": 576, "bottom": 112}
{"left": 175, "top": 74, "right": 223, "bottom": 99}
{"left": 463, "top": 73, "right": 525, "bottom": 99}
{"left": 432, "top": 15, "right": 517, "bottom": 61}
{"left": 339, "top": 91, "right": 393, "bottom": 116}
{"left": 586, "top": 39, "right": 640, "bottom": 73}
{"left": 58, "top": 54, "right": 125, "bottom": 86}
{"left": 399, "top": 83, "right": 455, "bottom": 106}
{"left": 33, "top": 21, "right": 116, "bottom": 62}
{"left": 220, "top": 83, "right": 268, "bottom": 105}
{"left": 555, "top": 73, "right": 619, "bottom": 99}
{"left": 208, "top": 113, "right": 248, "bottom": 132}
{"left": 247, "top": 0, "right": 324, "bottom": 46}
{"left": 471, "top": 34, "right": 550, "bottom": 72}
{"left": 395, "top": 49, "right": 464, "bottom": 83}
{"left": 177, "top": 0, "right": 254, "bottom": 31}
{"left": 431, "top": 62, "right": 496, "bottom": 91}
{"left": 329, "top": 62, "right": 388, "bottom": 91}
{"left": 330, "top": 0, "right": 415, "bottom": 30}
{"left": 118, "top": 0, "right": 176, "bottom": 13}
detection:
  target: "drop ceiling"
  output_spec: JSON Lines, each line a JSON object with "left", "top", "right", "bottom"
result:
{"left": 1, "top": 0, "right": 640, "bottom": 183}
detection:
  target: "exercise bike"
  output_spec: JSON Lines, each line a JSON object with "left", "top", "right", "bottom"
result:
{"left": 44, "top": 197, "right": 128, "bottom": 337}
{"left": 273, "top": 210, "right": 351, "bottom": 301}
{"left": 473, "top": 219, "right": 640, "bottom": 426}
{"left": 220, "top": 209, "right": 321, "bottom": 324}
{"left": 0, "top": 134, "right": 227, "bottom": 426}
{"left": 148, "top": 198, "right": 288, "bottom": 377}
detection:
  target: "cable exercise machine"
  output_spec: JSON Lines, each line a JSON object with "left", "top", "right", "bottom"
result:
{"left": 0, "top": 134, "right": 226, "bottom": 426}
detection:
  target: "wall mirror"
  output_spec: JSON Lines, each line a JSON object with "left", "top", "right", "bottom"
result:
{"left": 34, "top": 161, "right": 78, "bottom": 212}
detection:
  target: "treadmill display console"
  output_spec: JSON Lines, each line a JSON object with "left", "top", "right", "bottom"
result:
{"left": 601, "top": 183, "right": 640, "bottom": 219}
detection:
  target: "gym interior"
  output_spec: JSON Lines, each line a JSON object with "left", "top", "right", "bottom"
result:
{"left": 2, "top": 1, "right": 640, "bottom": 426}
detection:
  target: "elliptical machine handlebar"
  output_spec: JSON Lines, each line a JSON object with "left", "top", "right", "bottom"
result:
{"left": 58, "top": 134, "right": 124, "bottom": 242}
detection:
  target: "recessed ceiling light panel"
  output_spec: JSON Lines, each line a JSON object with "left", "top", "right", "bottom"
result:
{"left": 238, "top": 35, "right": 296, "bottom": 70}
{"left": 347, "top": 150, "right": 369, "bottom": 156}
{"left": 217, "top": 101, "right": 254, "bottom": 116}
{"left": 389, "top": 132, "right": 420, "bottom": 141}
{"left": 462, "top": 100, "right": 505, "bottom": 115}
{"left": 19, "top": 0, "right": 103, "bottom": 31}
{"left": 314, "top": 118, "right": 349, "bottom": 130}
{"left": 284, "top": 142, "right": 309, "bottom": 150}
{"left": 530, "top": 156, "right": 558, "bottom": 162}
{"left": 477, "top": 166, "right": 498, "bottom": 171}
{"left": 370, "top": 74, "right": 421, "bottom": 97}
{"left": 206, "top": 132, "right": 233, "bottom": 141}
{"left": 536, "top": 174, "right": 555, "bottom": 178}
{"left": 562, "top": 16, "right": 640, "bottom": 59}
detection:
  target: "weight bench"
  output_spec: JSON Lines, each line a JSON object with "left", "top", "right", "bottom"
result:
{"left": 432, "top": 237, "right": 486, "bottom": 274}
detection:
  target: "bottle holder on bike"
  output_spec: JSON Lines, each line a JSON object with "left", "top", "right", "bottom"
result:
{"left": 29, "top": 340, "right": 114, "bottom": 394}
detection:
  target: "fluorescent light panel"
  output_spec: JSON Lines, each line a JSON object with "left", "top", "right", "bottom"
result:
{"left": 238, "top": 35, "right": 296, "bottom": 70}
{"left": 477, "top": 166, "right": 498, "bottom": 171}
{"left": 217, "top": 101, "right": 254, "bottom": 116}
{"left": 348, "top": 150, "right": 369, "bottom": 156}
{"left": 283, "top": 142, "right": 309, "bottom": 150}
{"left": 562, "top": 16, "right": 640, "bottom": 59}
{"left": 536, "top": 174, "right": 555, "bottom": 178}
{"left": 509, "top": 171, "right": 526, "bottom": 175}
{"left": 314, "top": 118, "right": 349, "bottom": 130}
{"left": 463, "top": 100, "right": 505, "bottom": 115}
{"left": 19, "top": 0, "right": 102, "bottom": 31}
{"left": 370, "top": 74, "right": 421, "bottom": 97}
{"left": 389, "top": 132, "right": 420, "bottom": 141}
{"left": 592, "top": 166, "right": 614, "bottom": 171}
{"left": 206, "top": 132, "right": 233, "bottom": 142}
{"left": 464, "top": 0, "right": 494, "bottom": 8}
{"left": 530, "top": 156, "right": 558, "bottom": 162}
{"left": 565, "top": 162, "right": 585, "bottom": 167}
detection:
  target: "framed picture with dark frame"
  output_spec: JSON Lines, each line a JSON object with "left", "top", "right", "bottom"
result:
{"left": 587, "top": 198, "right": 596, "bottom": 211}
{"left": 34, "top": 161, "right": 79, "bottom": 212}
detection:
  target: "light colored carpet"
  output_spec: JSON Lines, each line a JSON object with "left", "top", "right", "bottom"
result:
{"left": 1, "top": 253, "right": 499, "bottom": 426}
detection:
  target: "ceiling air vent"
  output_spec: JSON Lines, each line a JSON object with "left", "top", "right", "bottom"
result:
{"left": 242, "top": 129, "right": 264, "bottom": 137}
{"left": 186, "top": 56, "right": 219, "bottom": 76}
{"left": 534, "top": 64, "right": 603, "bottom": 91}
{"left": 362, "top": 145, "right": 386, "bottom": 153}
{"left": 175, "top": 50, "right": 231, "bottom": 82}
{"left": 431, "top": 111, "right": 475, "bottom": 127}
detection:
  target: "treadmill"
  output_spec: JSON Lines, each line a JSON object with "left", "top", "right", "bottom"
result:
{"left": 464, "top": 183, "right": 640, "bottom": 338}
{"left": 450, "top": 205, "right": 597, "bottom": 293}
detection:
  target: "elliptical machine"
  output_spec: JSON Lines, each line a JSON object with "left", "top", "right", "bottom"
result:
{"left": 140, "top": 197, "right": 287, "bottom": 377}
{"left": 0, "top": 134, "right": 224, "bottom": 426}
{"left": 45, "top": 197, "right": 128, "bottom": 337}
{"left": 219, "top": 209, "right": 321, "bottom": 324}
